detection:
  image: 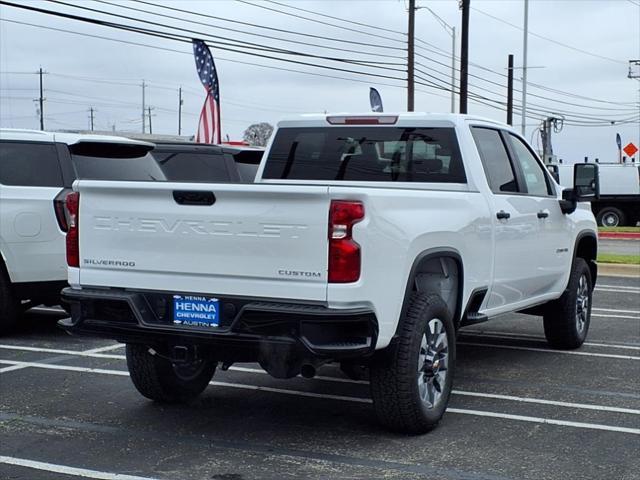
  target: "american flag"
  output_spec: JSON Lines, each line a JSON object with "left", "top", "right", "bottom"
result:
{"left": 192, "top": 39, "right": 221, "bottom": 144}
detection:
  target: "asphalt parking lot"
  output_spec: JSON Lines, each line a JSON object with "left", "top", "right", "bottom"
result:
{"left": 0, "top": 275, "right": 638, "bottom": 480}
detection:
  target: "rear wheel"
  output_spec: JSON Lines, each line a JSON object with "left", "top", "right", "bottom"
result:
{"left": 596, "top": 207, "right": 625, "bottom": 227}
{"left": 0, "top": 274, "right": 19, "bottom": 335}
{"left": 126, "top": 344, "right": 216, "bottom": 403}
{"left": 370, "top": 293, "right": 455, "bottom": 434}
{"left": 543, "top": 258, "right": 592, "bottom": 349}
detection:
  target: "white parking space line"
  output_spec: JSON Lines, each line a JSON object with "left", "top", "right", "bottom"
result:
{"left": 0, "top": 455, "right": 160, "bottom": 480}
{"left": 592, "top": 313, "right": 640, "bottom": 320}
{"left": 2, "top": 353, "right": 637, "bottom": 415}
{"left": 458, "top": 342, "right": 640, "bottom": 360}
{"left": 1, "top": 359, "right": 639, "bottom": 434}
{"left": 0, "top": 344, "right": 123, "bottom": 360}
{"left": 595, "top": 288, "right": 640, "bottom": 294}
{"left": 445, "top": 409, "right": 640, "bottom": 435}
{"left": 460, "top": 331, "right": 640, "bottom": 350}
{"left": 0, "top": 364, "right": 30, "bottom": 373}
{"left": 82, "top": 344, "right": 124, "bottom": 354}
{"left": 597, "top": 284, "right": 640, "bottom": 291}
{"left": 592, "top": 308, "right": 639, "bottom": 314}
{"left": 0, "top": 360, "right": 129, "bottom": 376}
{"left": 230, "top": 366, "right": 640, "bottom": 415}
{"left": 451, "top": 390, "right": 640, "bottom": 415}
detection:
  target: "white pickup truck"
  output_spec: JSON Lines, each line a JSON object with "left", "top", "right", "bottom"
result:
{"left": 60, "top": 113, "right": 600, "bottom": 433}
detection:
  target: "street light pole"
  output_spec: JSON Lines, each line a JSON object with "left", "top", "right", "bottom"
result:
{"left": 423, "top": 6, "right": 457, "bottom": 113}
{"left": 521, "top": 0, "right": 529, "bottom": 136}
{"left": 407, "top": 0, "right": 416, "bottom": 112}
{"left": 451, "top": 26, "right": 456, "bottom": 113}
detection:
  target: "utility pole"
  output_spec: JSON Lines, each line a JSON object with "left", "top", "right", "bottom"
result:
{"left": 141, "top": 79, "right": 146, "bottom": 134}
{"left": 459, "top": 0, "right": 470, "bottom": 114}
{"left": 89, "top": 107, "right": 95, "bottom": 131}
{"left": 147, "top": 106, "right": 153, "bottom": 134}
{"left": 628, "top": 60, "right": 640, "bottom": 154}
{"left": 521, "top": 0, "right": 529, "bottom": 136}
{"left": 541, "top": 116, "right": 562, "bottom": 164}
{"left": 407, "top": 0, "right": 415, "bottom": 112}
{"left": 178, "top": 86, "right": 183, "bottom": 135}
{"left": 507, "top": 54, "right": 514, "bottom": 125}
{"left": 540, "top": 118, "right": 551, "bottom": 163}
{"left": 38, "top": 67, "right": 44, "bottom": 130}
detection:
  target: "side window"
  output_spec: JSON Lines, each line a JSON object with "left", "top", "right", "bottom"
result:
{"left": 471, "top": 127, "right": 518, "bottom": 193}
{"left": 507, "top": 134, "right": 552, "bottom": 196}
{"left": 0, "top": 141, "right": 63, "bottom": 187}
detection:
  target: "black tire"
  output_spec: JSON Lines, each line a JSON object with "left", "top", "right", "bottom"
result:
{"left": 543, "top": 258, "right": 592, "bottom": 349}
{"left": 0, "top": 273, "right": 19, "bottom": 335}
{"left": 596, "top": 207, "right": 625, "bottom": 227}
{"left": 126, "top": 344, "right": 216, "bottom": 403}
{"left": 370, "top": 293, "right": 456, "bottom": 434}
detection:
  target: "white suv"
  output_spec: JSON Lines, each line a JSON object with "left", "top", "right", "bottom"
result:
{"left": 0, "top": 129, "right": 164, "bottom": 333}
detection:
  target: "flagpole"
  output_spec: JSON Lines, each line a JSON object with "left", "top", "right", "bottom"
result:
{"left": 216, "top": 86, "right": 222, "bottom": 144}
{"left": 216, "top": 104, "right": 222, "bottom": 144}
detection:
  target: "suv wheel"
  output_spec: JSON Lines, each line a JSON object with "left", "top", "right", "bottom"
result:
{"left": 126, "top": 344, "right": 216, "bottom": 403}
{"left": 0, "top": 274, "right": 19, "bottom": 334}
{"left": 543, "top": 258, "right": 592, "bottom": 349}
{"left": 370, "top": 293, "right": 455, "bottom": 434}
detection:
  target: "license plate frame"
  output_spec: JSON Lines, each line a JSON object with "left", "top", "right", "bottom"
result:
{"left": 172, "top": 295, "right": 220, "bottom": 328}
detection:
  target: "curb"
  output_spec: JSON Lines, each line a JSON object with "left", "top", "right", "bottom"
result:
{"left": 598, "top": 232, "right": 640, "bottom": 240}
{"left": 598, "top": 263, "right": 640, "bottom": 278}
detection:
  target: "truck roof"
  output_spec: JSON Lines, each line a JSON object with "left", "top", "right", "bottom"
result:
{"left": 0, "top": 128, "right": 153, "bottom": 148}
{"left": 276, "top": 112, "right": 510, "bottom": 129}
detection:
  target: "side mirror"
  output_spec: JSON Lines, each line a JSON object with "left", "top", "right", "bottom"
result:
{"left": 559, "top": 163, "right": 600, "bottom": 215}
{"left": 573, "top": 163, "right": 599, "bottom": 200}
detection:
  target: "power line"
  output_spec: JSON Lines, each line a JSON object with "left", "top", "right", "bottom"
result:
{"left": 91, "top": 0, "right": 405, "bottom": 61}
{"left": 0, "top": 18, "right": 407, "bottom": 91}
{"left": 414, "top": 54, "right": 638, "bottom": 112}
{"left": 131, "top": 0, "right": 402, "bottom": 52}
{"left": 0, "top": 2, "right": 406, "bottom": 82}
{"left": 472, "top": 6, "right": 626, "bottom": 65}
{"left": 235, "top": 0, "right": 406, "bottom": 45}
{"left": 45, "top": 0, "right": 404, "bottom": 69}
{"left": 264, "top": 0, "right": 406, "bottom": 36}
{"left": 414, "top": 35, "right": 635, "bottom": 107}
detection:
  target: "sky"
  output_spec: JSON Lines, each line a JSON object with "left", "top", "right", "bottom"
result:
{"left": 0, "top": 0, "right": 639, "bottom": 163}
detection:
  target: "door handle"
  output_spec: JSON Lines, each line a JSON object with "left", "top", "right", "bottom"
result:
{"left": 537, "top": 210, "right": 549, "bottom": 219}
{"left": 496, "top": 210, "right": 510, "bottom": 220}
{"left": 173, "top": 190, "right": 216, "bottom": 206}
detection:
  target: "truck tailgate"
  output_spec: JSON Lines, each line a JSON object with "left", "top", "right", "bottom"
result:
{"left": 76, "top": 181, "right": 330, "bottom": 302}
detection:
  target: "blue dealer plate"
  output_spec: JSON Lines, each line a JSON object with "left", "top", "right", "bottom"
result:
{"left": 173, "top": 295, "right": 220, "bottom": 328}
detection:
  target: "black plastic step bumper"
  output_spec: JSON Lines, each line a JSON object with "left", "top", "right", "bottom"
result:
{"left": 59, "top": 287, "right": 378, "bottom": 360}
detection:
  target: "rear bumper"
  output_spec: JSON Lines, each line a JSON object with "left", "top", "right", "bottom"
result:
{"left": 59, "top": 287, "right": 378, "bottom": 361}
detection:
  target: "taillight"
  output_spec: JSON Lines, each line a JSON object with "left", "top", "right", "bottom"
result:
{"left": 328, "top": 200, "right": 364, "bottom": 283}
{"left": 53, "top": 189, "right": 72, "bottom": 232}
{"left": 65, "top": 192, "right": 80, "bottom": 267}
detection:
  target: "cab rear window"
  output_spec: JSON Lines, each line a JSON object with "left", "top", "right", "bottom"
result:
{"left": 262, "top": 127, "right": 466, "bottom": 183}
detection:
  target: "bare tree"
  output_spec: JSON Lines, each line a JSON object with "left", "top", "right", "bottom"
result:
{"left": 243, "top": 122, "right": 274, "bottom": 147}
